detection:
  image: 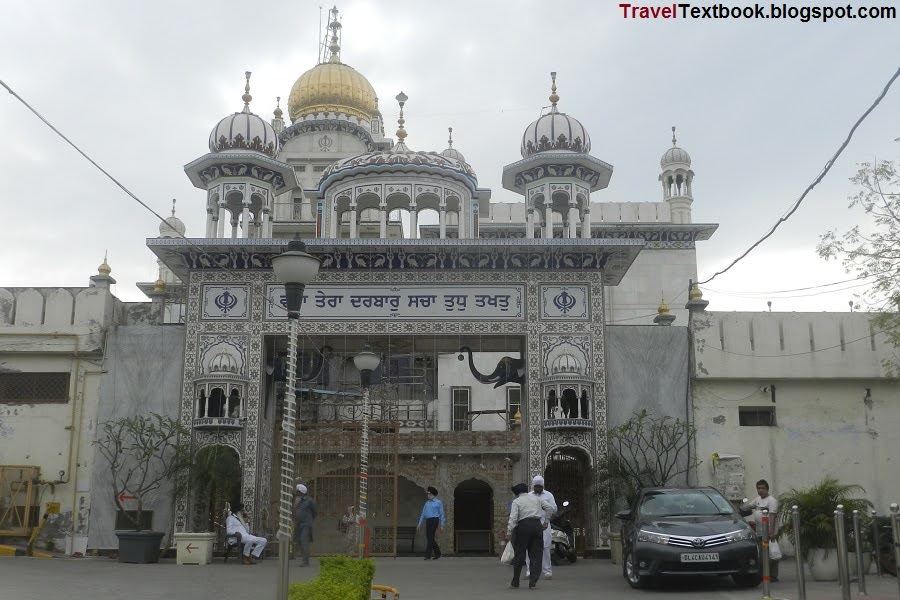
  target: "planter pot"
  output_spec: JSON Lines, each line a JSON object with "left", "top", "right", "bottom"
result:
{"left": 609, "top": 533, "right": 623, "bottom": 565}
{"left": 174, "top": 532, "right": 217, "bottom": 565}
{"left": 847, "top": 552, "right": 873, "bottom": 576}
{"left": 807, "top": 548, "right": 840, "bottom": 581}
{"left": 116, "top": 531, "right": 165, "bottom": 564}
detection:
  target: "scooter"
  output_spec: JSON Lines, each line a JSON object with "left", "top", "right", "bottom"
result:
{"left": 550, "top": 500, "right": 577, "bottom": 564}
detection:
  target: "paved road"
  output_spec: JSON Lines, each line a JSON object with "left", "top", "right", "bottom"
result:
{"left": 1, "top": 555, "right": 897, "bottom": 600}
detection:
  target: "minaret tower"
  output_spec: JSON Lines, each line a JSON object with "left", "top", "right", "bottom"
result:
{"left": 659, "top": 126, "right": 694, "bottom": 224}
{"left": 502, "top": 72, "right": 613, "bottom": 239}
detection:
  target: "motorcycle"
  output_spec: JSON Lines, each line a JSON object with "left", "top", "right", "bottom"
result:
{"left": 550, "top": 500, "right": 577, "bottom": 564}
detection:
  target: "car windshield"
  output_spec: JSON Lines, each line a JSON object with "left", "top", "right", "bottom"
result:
{"left": 639, "top": 489, "right": 735, "bottom": 517}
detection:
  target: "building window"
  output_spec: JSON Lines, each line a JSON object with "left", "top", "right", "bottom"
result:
{"left": 451, "top": 387, "right": 471, "bottom": 432}
{"left": 0, "top": 372, "right": 69, "bottom": 403}
{"left": 313, "top": 165, "right": 328, "bottom": 173}
{"left": 506, "top": 387, "right": 521, "bottom": 430}
{"left": 738, "top": 406, "right": 777, "bottom": 427}
{"left": 294, "top": 165, "right": 307, "bottom": 172}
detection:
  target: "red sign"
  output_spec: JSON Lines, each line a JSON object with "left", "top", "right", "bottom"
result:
{"left": 118, "top": 492, "right": 137, "bottom": 502}
{"left": 185, "top": 544, "right": 198, "bottom": 553}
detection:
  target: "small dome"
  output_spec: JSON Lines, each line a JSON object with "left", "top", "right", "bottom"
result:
{"left": 209, "top": 351, "right": 239, "bottom": 374}
{"left": 153, "top": 278, "right": 166, "bottom": 293}
{"left": 660, "top": 127, "right": 691, "bottom": 168}
{"left": 288, "top": 61, "right": 377, "bottom": 123}
{"left": 551, "top": 352, "right": 581, "bottom": 375}
{"left": 689, "top": 285, "right": 704, "bottom": 301}
{"left": 208, "top": 72, "right": 280, "bottom": 158}
{"left": 658, "top": 299, "right": 670, "bottom": 315}
{"left": 441, "top": 127, "right": 466, "bottom": 163}
{"left": 521, "top": 74, "right": 590, "bottom": 158}
{"left": 322, "top": 150, "right": 477, "bottom": 184}
{"left": 97, "top": 257, "right": 111, "bottom": 276}
{"left": 159, "top": 216, "right": 186, "bottom": 238}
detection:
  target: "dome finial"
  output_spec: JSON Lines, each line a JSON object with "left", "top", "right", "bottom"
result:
{"left": 170, "top": 198, "right": 177, "bottom": 217}
{"left": 274, "top": 96, "right": 283, "bottom": 119}
{"left": 392, "top": 91, "right": 410, "bottom": 151}
{"left": 242, "top": 71, "right": 253, "bottom": 113}
{"left": 549, "top": 71, "right": 560, "bottom": 112}
{"left": 671, "top": 125, "right": 677, "bottom": 147}
{"left": 447, "top": 127, "right": 453, "bottom": 148}
{"left": 326, "top": 6, "right": 342, "bottom": 64}
{"left": 98, "top": 251, "right": 111, "bottom": 276}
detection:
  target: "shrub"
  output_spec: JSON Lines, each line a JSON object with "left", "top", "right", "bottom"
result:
{"left": 288, "top": 555, "right": 376, "bottom": 600}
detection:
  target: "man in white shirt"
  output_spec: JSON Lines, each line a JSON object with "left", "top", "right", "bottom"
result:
{"left": 506, "top": 483, "right": 554, "bottom": 590}
{"left": 750, "top": 479, "right": 779, "bottom": 582}
{"left": 527, "top": 475, "right": 557, "bottom": 580}
{"left": 226, "top": 502, "right": 267, "bottom": 564}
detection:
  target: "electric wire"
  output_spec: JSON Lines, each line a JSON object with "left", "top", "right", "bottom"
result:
{"left": 698, "top": 65, "right": 900, "bottom": 286}
{"left": 703, "top": 269, "right": 890, "bottom": 296}
{"left": 701, "top": 324, "right": 898, "bottom": 358}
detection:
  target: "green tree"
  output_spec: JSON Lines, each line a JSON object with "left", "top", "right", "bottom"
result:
{"left": 818, "top": 159, "right": 900, "bottom": 375}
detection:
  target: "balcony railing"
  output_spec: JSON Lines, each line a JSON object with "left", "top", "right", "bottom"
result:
{"left": 298, "top": 401, "right": 435, "bottom": 430}
{"left": 543, "top": 418, "right": 593, "bottom": 430}
{"left": 192, "top": 417, "right": 244, "bottom": 430}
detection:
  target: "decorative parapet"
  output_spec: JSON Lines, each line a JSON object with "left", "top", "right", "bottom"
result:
{"left": 542, "top": 418, "right": 593, "bottom": 430}
{"left": 192, "top": 417, "right": 244, "bottom": 430}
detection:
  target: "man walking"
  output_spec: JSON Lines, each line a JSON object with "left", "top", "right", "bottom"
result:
{"left": 750, "top": 479, "right": 779, "bottom": 582}
{"left": 293, "top": 483, "right": 318, "bottom": 566}
{"left": 527, "top": 475, "right": 557, "bottom": 580}
{"left": 417, "top": 486, "right": 445, "bottom": 560}
{"left": 226, "top": 502, "right": 267, "bottom": 564}
{"left": 506, "top": 483, "right": 554, "bottom": 590}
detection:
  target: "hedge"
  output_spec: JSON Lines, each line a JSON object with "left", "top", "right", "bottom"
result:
{"left": 288, "top": 556, "right": 376, "bottom": 600}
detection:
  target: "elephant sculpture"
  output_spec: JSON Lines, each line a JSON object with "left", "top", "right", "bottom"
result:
{"left": 458, "top": 346, "right": 525, "bottom": 388}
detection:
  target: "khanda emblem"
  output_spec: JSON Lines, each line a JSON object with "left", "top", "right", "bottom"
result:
{"left": 279, "top": 294, "right": 288, "bottom": 309}
{"left": 215, "top": 290, "right": 239, "bottom": 315}
{"left": 553, "top": 290, "right": 577, "bottom": 315}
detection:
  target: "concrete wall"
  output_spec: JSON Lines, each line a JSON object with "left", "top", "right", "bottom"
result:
{"left": 692, "top": 311, "right": 900, "bottom": 510}
{"left": 86, "top": 325, "right": 186, "bottom": 550}
{"left": 605, "top": 249, "right": 698, "bottom": 326}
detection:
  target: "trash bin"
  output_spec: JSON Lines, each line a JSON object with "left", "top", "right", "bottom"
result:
{"left": 174, "top": 532, "right": 216, "bottom": 565}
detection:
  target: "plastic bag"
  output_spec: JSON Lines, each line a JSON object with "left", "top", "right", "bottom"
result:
{"left": 768, "top": 539, "right": 782, "bottom": 561}
{"left": 500, "top": 541, "right": 515, "bottom": 565}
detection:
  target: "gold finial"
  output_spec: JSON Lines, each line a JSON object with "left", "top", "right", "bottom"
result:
{"left": 98, "top": 251, "right": 111, "bottom": 276}
{"left": 514, "top": 407, "right": 522, "bottom": 425}
{"left": 447, "top": 127, "right": 453, "bottom": 148}
{"left": 274, "top": 96, "right": 283, "bottom": 119}
{"left": 671, "top": 126, "right": 677, "bottom": 147}
{"left": 689, "top": 284, "right": 703, "bottom": 301}
{"left": 153, "top": 278, "right": 167, "bottom": 293}
{"left": 395, "top": 91, "right": 408, "bottom": 141}
{"left": 658, "top": 296, "right": 670, "bottom": 315}
{"left": 170, "top": 198, "right": 177, "bottom": 217}
{"left": 327, "top": 6, "right": 342, "bottom": 63}
{"left": 549, "top": 71, "right": 559, "bottom": 110}
{"left": 242, "top": 71, "right": 252, "bottom": 112}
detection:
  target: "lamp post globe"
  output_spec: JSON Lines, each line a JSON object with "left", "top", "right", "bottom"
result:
{"left": 353, "top": 344, "right": 381, "bottom": 388}
{"left": 271, "top": 239, "right": 320, "bottom": 317}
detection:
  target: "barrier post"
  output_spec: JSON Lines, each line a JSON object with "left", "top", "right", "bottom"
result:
{"left": 852, "top": 510, "right": 867, "bottom": 596}
{"left": 792, "top": 505, "right": 806, "bottom": 600}
{"left": 870, "top": 510, "right": 882, "bottom": 578}
{"left": 836, "top": 505, "right": 851, "bottom": 600}
{"left": 761, "top": 508, "right": 772, "bottom": 600}
{"left": 890, "top": 503, "right": 900, "bottom": 598}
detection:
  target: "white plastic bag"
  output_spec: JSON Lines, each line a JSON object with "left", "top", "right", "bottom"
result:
{"left": 500, "top": 541, "right": 515, "bottom": 565}
{"left": 768, "top": 539, "right": 782, "bottom": 561}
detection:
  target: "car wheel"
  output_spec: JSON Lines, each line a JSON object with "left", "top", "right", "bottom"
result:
{"left": 623, "top": 548, "right": 649, "bottom": 589}
{"left": 732, "top": 572, "right": 761, "bottom": 588}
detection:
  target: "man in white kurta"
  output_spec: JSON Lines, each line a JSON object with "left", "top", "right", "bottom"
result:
{"left": 226, "top": 502, "right": 267, "bottom": 564}
{"left": 526, "top": 475, "right": 557, "bottom": 579}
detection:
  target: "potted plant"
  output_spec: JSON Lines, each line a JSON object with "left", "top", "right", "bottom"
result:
{"left": 776, "top": 477, "right": 873, "bottom": 581}
{"left": 94, "top": 413, "right": 192, "bottom": 563}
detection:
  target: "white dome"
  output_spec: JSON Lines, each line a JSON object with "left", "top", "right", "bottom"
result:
{"left": 661, "top": 146, "right": 691, "bottom": 168}
{"left": 441, "top": 147, "right": 466, "bottom": 163}
{"left": 209, "top": 351, "right": 239, "bottom": 374}
{"left": 551, "top": 352, "right": 581, "bottom": 375}
{"left": 159, "top": 215, "right": 186, "bottom": 238}
{"left": 209, "top": 110, "right": 279, "bottom": 158}
{"left": 521, "top": 111, "right": 591, "bottom": 158}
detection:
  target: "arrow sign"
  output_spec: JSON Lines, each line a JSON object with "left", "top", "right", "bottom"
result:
{"left": 118, "top": 492, "right": 137, "bottom": 502}
{"left": 185, "top": 543, "right": 198, "bottom": 553}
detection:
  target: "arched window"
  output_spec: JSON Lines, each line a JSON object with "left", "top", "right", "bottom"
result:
{"left": 208, "top": 387, "right": 226, "bottom": 418}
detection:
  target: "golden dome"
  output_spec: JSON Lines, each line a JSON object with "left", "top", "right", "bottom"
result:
{"left": 287, "top": 62, "right": 377, "bottom": 123}
{"left": 153, "top": 278, "right": 166, "bottom": 293}
{"left": 98, "top": 258, "right": 111, "bottom": 276}
{"left": 689, "top": 285, "right": 703, "bottom": 301}
{"left": 657, "top": 299, "right": 670, "bottom": 315}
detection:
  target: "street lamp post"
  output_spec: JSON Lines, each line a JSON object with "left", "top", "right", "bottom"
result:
{"left": 353, "top": 344, "right": 381, "bottom": 558}
{"left": 271, "top": 239, "right": 320, "bottom": 600}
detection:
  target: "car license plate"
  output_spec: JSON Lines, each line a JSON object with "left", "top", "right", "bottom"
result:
{"left": 681, "top": 553, "right": 719, "bottom": 563}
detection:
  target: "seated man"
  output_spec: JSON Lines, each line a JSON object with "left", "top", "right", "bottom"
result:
{"left": 226, "top": 502, "right": 267, "bottom": 564}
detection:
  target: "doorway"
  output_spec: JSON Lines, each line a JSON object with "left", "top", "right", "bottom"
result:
{"left": 191, "top": 445, "right": 241, "bottom": 534}
{"left": 453, "top": 478, "right": 493, "bottom": 553}
{"left": 544, "top": 448, "right": 589, "bottom": 554}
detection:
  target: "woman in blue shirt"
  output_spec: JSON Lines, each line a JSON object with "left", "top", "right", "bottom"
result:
{"left": 417, "top": 486, "right": 445, "bottom": 560}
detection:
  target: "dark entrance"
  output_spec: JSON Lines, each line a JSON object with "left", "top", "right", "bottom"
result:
{"left": 190, "top": 445, "right": 241, "bottom": 547}
{"left": 544, "top": 448, "right": 589, "bottom": 554}
{"left": 453, "top": 478, "right": 493, "bottom": 553}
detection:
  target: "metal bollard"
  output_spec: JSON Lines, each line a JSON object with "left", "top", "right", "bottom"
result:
{"left": 835, "top": 505, "right": 851, "bottom": 600}
{"left": 761, "top": 508, "right": 772, "bottom": 599}
{"left": 870, "top": 510, "right": 882, "bottom": 578}
{"left": 852, "top": 510, "right": 867, "bottom": 596}
{"left": 891, "top": 504, "right": 900, "bottom": 598}
{"left": 792, "top": 506, "right": 806, "bottom": 600}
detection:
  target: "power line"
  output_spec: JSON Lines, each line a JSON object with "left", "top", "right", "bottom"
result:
{"left": 703, "top": 269, "right": 889, "bottom": 296}
{"left": 706, "top": 280, "right": 873, "bottom": 300}
{"left": 698, "top": 65, "right": 900, "bottom": 286}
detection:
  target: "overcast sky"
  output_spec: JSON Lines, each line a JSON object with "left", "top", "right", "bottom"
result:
{"left": 1, "top": 0, "right": 898, "bottom": 312}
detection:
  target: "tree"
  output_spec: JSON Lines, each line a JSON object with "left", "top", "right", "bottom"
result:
{"left": 94, "top": 414, "right": 193, "bottom": 531}
{"left": 818, "top": 159, "right": 900, "bottom": 375}
{"left": 599, "top": 409, "right": 701, "bottom": 510}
